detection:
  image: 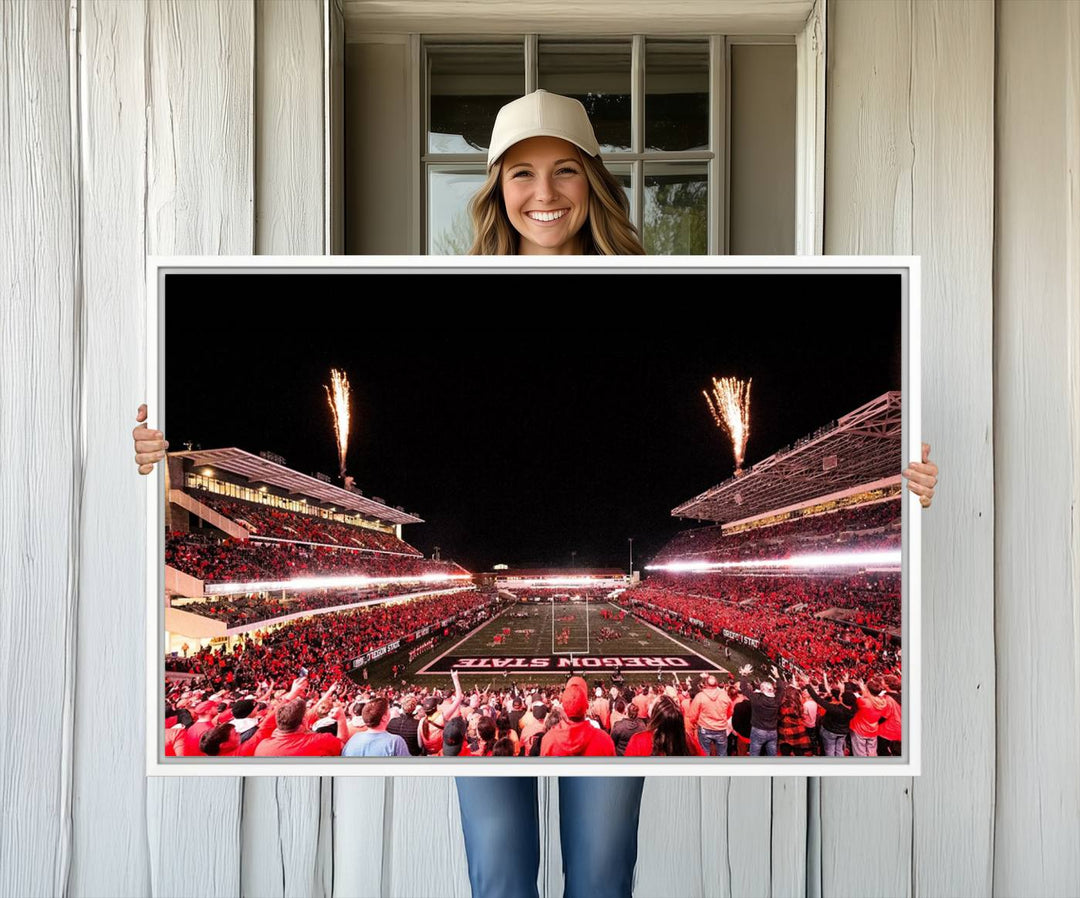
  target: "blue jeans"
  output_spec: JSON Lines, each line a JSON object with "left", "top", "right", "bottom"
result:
{"left": 455, "top": 776, "right": 646, "bottom": 898}
{"left": 748, "top": 726, "right": 778, "bottom": 756}
{"left": 820, "top": 727, "right": 846, "bottom": 757}
{"left": 850, "top": 731, "right": 877, "bottom": 757}
{"left": 697, "top": 727, "right": 728, "bottom": 756}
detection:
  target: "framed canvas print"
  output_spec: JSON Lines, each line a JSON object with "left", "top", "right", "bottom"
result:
{"left": 146, "top": 255, "right": 921, "bottom": 776}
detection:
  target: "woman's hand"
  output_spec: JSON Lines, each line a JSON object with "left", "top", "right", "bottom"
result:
{"left": 133, "top": 403, "right": 168, "bottom": 474}
{"left": 902, "top": 442, "right": 938, "bottom": 508}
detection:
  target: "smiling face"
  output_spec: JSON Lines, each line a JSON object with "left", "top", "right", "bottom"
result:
{"left": 499, "top": 136, "right": 591, "bottom": 255}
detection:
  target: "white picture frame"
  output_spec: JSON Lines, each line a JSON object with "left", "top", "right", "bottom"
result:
{"left": 146, "top": 254, "right": 920, "bottom": 777}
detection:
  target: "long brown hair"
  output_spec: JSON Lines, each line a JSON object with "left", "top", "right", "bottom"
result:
{"left": 468, "top": 149, "right": 645, "bottom": 255}
{"left": 646, "top": 695, "right": 692, "bottom": 756}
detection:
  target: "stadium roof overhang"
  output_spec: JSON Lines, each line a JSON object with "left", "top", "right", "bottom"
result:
{"left": 170, "top": 448, "right": 423, "bottom": 525}
{"left": 672, "top": 392, "right": 903, "bottom": 524}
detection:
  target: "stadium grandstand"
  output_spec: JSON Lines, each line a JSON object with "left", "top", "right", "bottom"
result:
{"left": 162, "top": 448, "right": 471, "bottom": 661}
{"left": 671, "top": 391, "right": 902, "bottom": 527}
{"left": 164, "top": 394, "right": 908, "bottom": 760}
{"left": 624, "top": 391, "right": 903, "bottom": 680}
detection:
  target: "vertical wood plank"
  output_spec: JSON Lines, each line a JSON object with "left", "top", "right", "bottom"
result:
{"left": 331, "top": 779, "right": 388, "bottom": 898}
{"left": 383, "top": 777, "right": 471, "bottom": 898}
{"left": 699, "top": 779, "right": 773, "bottom": 898}
{"left": 824, "top": 3, "right": 997, "bottom": 898}
{"left": 327, "top": 0, "right": 345, "bottom": 254}
{"left": 634, "top": 778, "right": 705, "bottom": 898}
{"left": 994, "top": 2, "right": 1080, "bottom": 894}
{"left": 145, "top": 0, "right": 255, "bottom": 258}
{"left": 242, "top": 2, "right": 328, "bottom": 895}
{"left": 771, "top": 778, "right": 808, "bottom": 898}
{"left": 0, "top": 2, "right": 77, "bottom": 896}
{"left": 255, "top": 0, "right": 324, "bottom": 255}
{"left": 241, "top": 778, "right": 327, "bottom": 898}
{"left": 70, "top": 2, "right": 153, "bottom": 895}
{"left": 908, "top": 3, "right": 995, "bottom": 896}
{"left": 144, "top": 2, "right": 254, "bottom": 894}
{"left": 821, "top": 3, "right": 915, "bottom": 895}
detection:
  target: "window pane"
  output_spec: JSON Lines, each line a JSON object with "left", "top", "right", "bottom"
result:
{"left": 645, "top": 40, "right": 709, "bottom": 152}
{"left": 604, "top": 163, "right": 634, "bottom": 220}
{"left": 428, "top": 44, "right": 524, "bottom": 154}
{"left": 643, "top": 163, "right": 708, "bottom": 255}
{"left": 729, "top": 44, "right": 795, "bottom": 254}
{"left": 538, "top": 40, "right": 631, "bottom": 153}
{"left": 428, "top": 167, "right": 487, "bottom": 254}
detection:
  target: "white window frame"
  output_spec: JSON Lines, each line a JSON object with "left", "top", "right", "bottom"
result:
{"left": 389, "top": 0, "right": 826, "bottom": 255}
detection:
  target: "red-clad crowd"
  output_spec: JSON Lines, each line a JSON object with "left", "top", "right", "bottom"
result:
{"left": 653, "top": 499, "right": 900, "bottom": 565}
{"left": 166, "top": 530, "right": 465, "bottom": 585}
{"left": 189, "top": 489, "right": 421, "bottom": 555}
{"left": 639, "top": 570, "right": 901, "bottom": 629}
{"left": 165, "top": 589, "right": 499, "bottom": 689}
{"left": 173, "top": 584, "right": 450, "bottom": 628}
{"left": 617, "top": 581, "right": 899, "bottom": 674}
{"left": 165, "top": 664, "right": 902, "bottom": 760}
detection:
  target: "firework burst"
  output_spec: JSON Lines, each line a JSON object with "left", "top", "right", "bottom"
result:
{"left": 703, "top": 376, "right": 752, "bottom": 474}
{"left": 324, "top": 368, "right": 352, "bottom": 479}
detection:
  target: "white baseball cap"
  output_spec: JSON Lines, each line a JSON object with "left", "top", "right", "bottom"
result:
{"left": 486, "top": 90, "right": 601, "bottom": 169}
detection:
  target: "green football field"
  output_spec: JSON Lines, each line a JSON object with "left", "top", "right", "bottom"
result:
{"left": 367, "top": 599, "right": 766, "bottom": 692}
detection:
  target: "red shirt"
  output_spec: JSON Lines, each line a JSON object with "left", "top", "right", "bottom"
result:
{"left": 540, "top": 721, "right": 615, "bottom": 757}
{"left": 624, "top": 730, "right": 705, "bottom": 757}
{"left": 182, "top": 720, "right": 214, "bottom": 756}
{"left": 850, "top": 693, "right": 889, "bottom": 737}
{"left": 878, "top": 695, "right": 902, "bottom": 741}
{"left": 252, "top": 717, "right": 344, "bottom": 757}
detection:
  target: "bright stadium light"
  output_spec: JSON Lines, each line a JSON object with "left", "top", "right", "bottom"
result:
{"left": 506, "top": 576, "right": 623, "bottom": 587}
{"left": 203, "top": 571, "right": 472, "bottom": 596}
{"left": 645, "top": 548, "right": 901, "bottom": 573}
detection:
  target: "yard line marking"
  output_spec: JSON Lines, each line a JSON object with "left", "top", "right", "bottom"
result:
{"left": 609, "top": 603, "right": 721, "bottom": 669}
{"left": 415, "top": 606, "right": 510, "bottom": 674}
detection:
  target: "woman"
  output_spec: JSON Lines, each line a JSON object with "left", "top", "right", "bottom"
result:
{"left": 453, "top": 90, "right": 648, "bottom": 898}
{"left": 133, "top": 89, "right": 939, "bottom": 898}
{"left": 624, "top": 695, "right": 704, "bottom": 757}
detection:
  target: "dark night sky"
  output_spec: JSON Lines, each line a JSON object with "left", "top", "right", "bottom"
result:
{"left": 165, "top": 272, "right": 901, "bottom": 571}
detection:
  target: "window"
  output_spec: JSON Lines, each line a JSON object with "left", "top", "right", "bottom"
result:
{"left": 342, "top": 18, "right": 821, "bottom": 257}
{"left": 421, "top": 35, "right": 795, "bottom": 256}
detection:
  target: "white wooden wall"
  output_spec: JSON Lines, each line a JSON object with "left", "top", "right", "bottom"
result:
{"left": 1, "top": 1, "right": 1077, "bottom": 896}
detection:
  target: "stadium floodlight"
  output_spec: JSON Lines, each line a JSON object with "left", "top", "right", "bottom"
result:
{"left": 510, "top": 576, "right": 615, "bottom": 588}
{"left": 645, "top": 548, "right": 900, "bottom": 573}
{"left": 203, "top": 571, "right": 472, "bottom": 596}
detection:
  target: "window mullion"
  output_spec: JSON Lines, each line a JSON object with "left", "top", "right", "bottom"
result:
{"left": 525, "top": 34, "right": 537, "bottom": 93}
{"left": 632, "top": 34, "right": 645, "bottom": 234}
{"left": 709, "top": 35, "right": 725, "bottom": 256}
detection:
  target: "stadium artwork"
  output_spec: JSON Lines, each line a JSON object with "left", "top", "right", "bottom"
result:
{"left": 146, "top": 255, "right": 922, "bottom": 777}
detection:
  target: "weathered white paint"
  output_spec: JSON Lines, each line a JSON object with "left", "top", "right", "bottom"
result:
{"left": 0, "top": 2, "right": 78, "bottom": 896}
{"left": 256, "top": 0, "right": 325, "bottom": 255}
{"left": 2, "top": 2, "right": 1077, "bottom": 897}
{"left": 342, "top": 0, "right": 815, "bottom": 38}
{"left": 823, "top": 8, "right": 917, "bottom": 890}
{"left": 994, "top": 2, "right": 1080, "bottom": 895}
{"left": 906, "top": 4, "right": 996, "bottom": 895}
{"left": 382, "top": 777, "right": 471, "bottom": 897}
{"left": 246, "top": 4, "right": 331, "bottom": 894}
{"left": 794, "top": 0, "right": 824, "bottom": 254}
{"left": 823, "top": 4, "right": 996, "bottom": 898}
{"left": 144, "top": 2, "right": 253, "bottom": 895}
{"left": 69, "top": 2, "right": 153, "bottom": 896}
